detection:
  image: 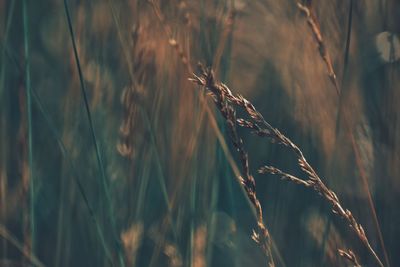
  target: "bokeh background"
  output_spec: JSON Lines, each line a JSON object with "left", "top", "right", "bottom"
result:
{"left": 1, "top": 0, "right": 399, "bottom": 266}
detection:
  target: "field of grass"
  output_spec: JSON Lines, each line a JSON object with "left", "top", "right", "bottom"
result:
{"left": 1, "top": 0, "right": 399, "bottom": 266}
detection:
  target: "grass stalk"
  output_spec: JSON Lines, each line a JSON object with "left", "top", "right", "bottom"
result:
{"left": 297, "top": 2, "right": 390, "bottom": 265}
{"left": 191, "top": 66, "right": 276, "bottom": 267}
{"left": 63, "top": 1, "right": 125, "bottom": 265}
{"left": 191, "top": 66, "right": 383, "bottom": 267}
{"left": 0, "top": 225, "right": 45, "bottom": 267}
{"left": 22, "top": 0, "right": 35, "bottom": 255}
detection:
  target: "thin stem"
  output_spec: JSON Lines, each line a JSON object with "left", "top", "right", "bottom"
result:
{"left": 22, "top": 0, "right": 35, "bottom": 255}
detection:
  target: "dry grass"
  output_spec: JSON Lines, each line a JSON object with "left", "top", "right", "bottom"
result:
{"left": 191, "top": 66, "right": 384, "bottom": 267}
{"left": 191, "top": 66, "right": 275, "bottom": 267}
{"left": 1, "top": 0, "right": 398, "bottom": 267}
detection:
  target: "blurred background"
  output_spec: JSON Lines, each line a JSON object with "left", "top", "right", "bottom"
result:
{"left": 0, "top": 0, "right": 399, "bottom": 266}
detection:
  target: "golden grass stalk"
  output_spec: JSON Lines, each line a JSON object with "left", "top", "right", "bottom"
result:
{"left": 190, "top": 66, "right": 275, "bottom": 267}
{"left": 148, "top": 0, "right": 190, "bottom": 68}
{"left": 190, "top": 66, "right": 384, "bottom": 267}
{"left": 297, "top": 3, "right": 339, "bottom": 94}
{"left": 338, "top": 249, "right": 361, "bottom": 267}
{"left": 297, "top": 2, "right": 389, "bottom": 266}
